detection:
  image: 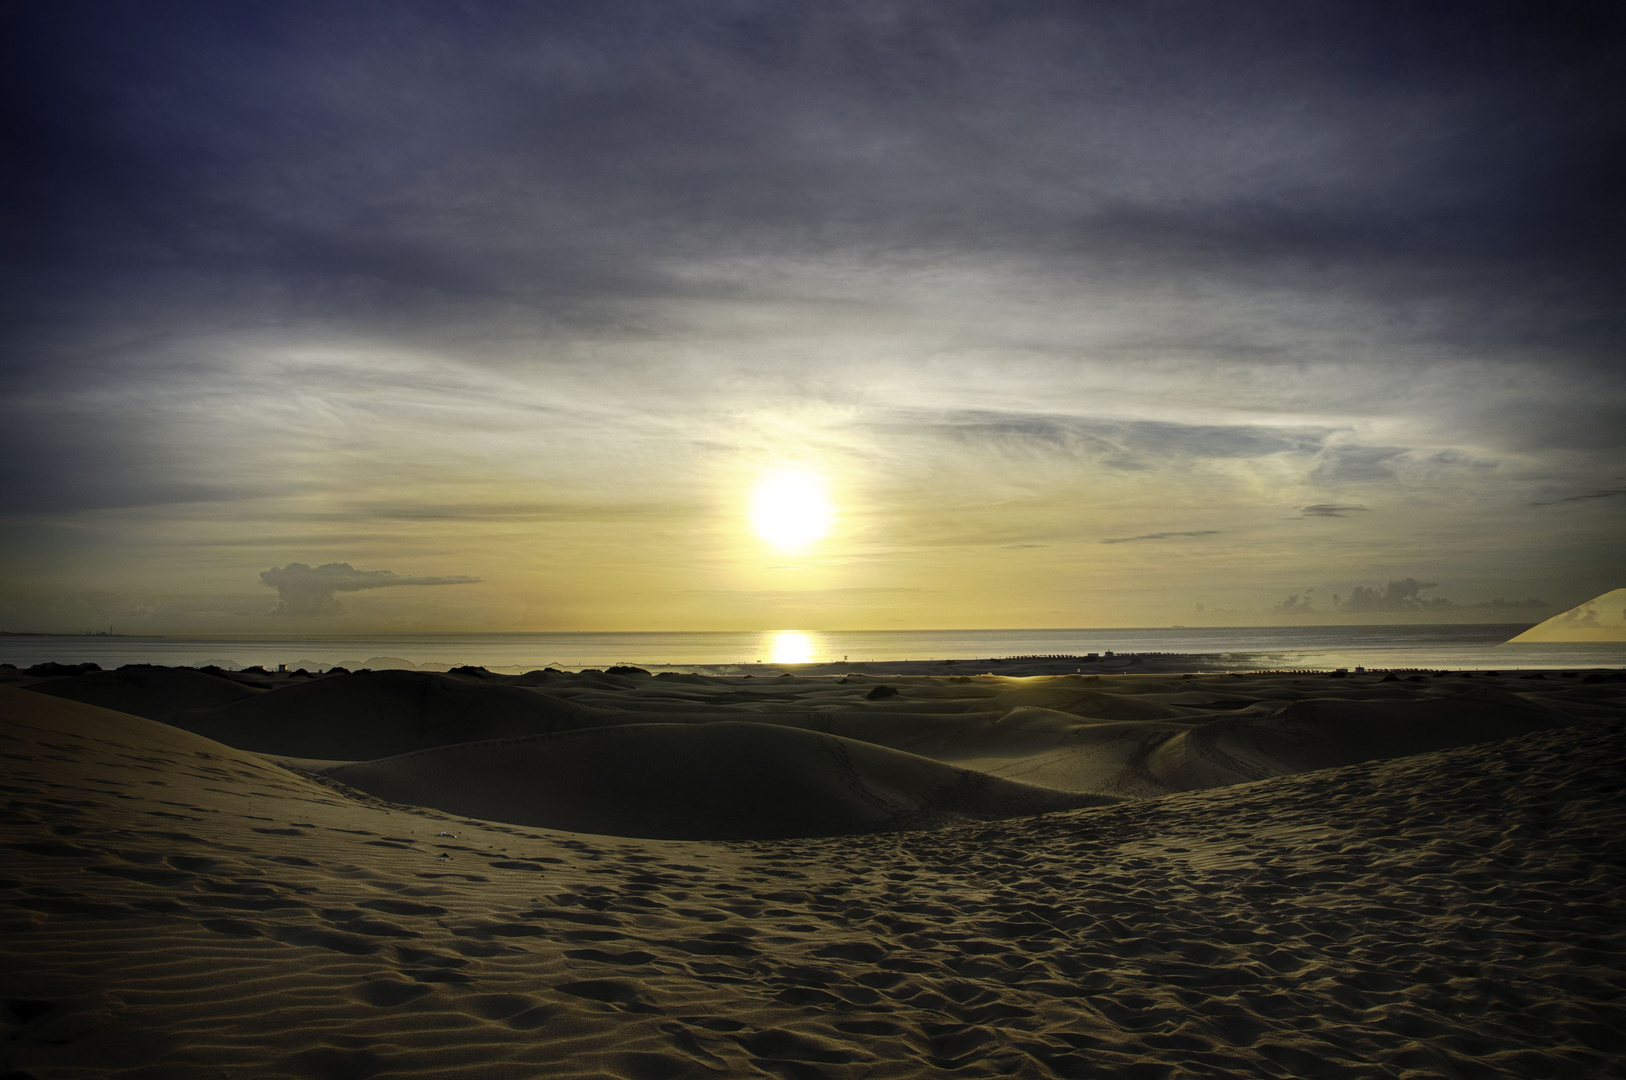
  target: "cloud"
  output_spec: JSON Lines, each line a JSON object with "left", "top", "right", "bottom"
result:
{"left": 1469, "top": 597, "right": 1552, "bottom": 611}
{"left": 1333, "top": 578, "right": 1445, "bottom": 612}
{"left": 1273, "top": 592, "right": 1315, "bottom": 613}
{"left": 1331, "top": 578, "right": 1549, "bottom": 613}
{"left": 887, "top": 410, "right": 1330, "bottom": 467}
{"left": 357, "top": 500, "right": 687, "bottom": 522}
{"left": 1100, "top": 530, "right": 1222, "bottom": 545}
{"left": 1300, "top": 504, "right": 1369, "bottom": 517}
{"left": 259, "top": 562, "right": 480, "bottom": 617}
{"left": 1529, "top": 488, "right": 1626, "bottom": 506}
{"left": 1310, "top": 446, "right": 1409, "bottom": 486}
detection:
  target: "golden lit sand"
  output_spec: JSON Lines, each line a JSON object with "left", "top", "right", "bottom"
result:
{"left": 1508, "top": 588, "right": 1626, "bottom": 643}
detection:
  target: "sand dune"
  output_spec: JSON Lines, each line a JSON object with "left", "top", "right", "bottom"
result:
{"left": 984, "top": 683, "right": 1186, "bottom": 720}
{"left": 14, "top": 664, "right": 1609, "bottom": 820}
{"left": 1507, "top": 586, "right": 1626, "bottom": 642}
{"left": 923, "top": 687, "right": 1582, "bottom": 797}
{"left": 709, "top": 687, "right": 1584, "bottom": 799}
{"left": 326, "top": 721, "right": 1113, "bottom": 840}
{"left": 160, "top": 669, "right": 603, "bottom": 761}
{"left": 726, "top": 707, "right": 1190, "bottom": 798}
{"left": 27, "top": 663, "right": 262, "bottom": 719}
{"left": 3, "top": 682, "right": 1624, "bottom": 1079}
{"left": 1146, "top": 688, "right": 1580, "bottom": 791}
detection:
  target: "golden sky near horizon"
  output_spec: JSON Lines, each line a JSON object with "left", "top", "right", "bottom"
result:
{"left": 6, "top": 370, "right": 1614, "bottom": 634}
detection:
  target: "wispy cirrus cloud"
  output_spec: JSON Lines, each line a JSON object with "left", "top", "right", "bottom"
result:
{"left": 1529, "top": 489, "right": 1626, "bottom": 507}
{"left": 1100, "top": 531, "right": 1223, "bottom": 545}
{"left": 1300, "top": 504, "right": 1369, "bottom": 517}
{"left": 876, "top": 409, "right": 1330, "bottom": 466}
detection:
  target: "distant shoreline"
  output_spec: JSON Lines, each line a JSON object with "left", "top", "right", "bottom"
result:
{"left": 3, "top": 624, "right": 1619, "bottom": 675}
{"left": 0, "top": 630, "right": 129, "bottom": 638}
{"left": 6, "top": 656, "right": 1621, "bottom": 680}
{"left": 0, "top": 621, "right": 1545, "bottom": 641}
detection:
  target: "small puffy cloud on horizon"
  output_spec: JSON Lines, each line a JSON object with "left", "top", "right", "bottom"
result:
{"left": 1275, "top": 579, "right": 1551, "bottom": 614}
{"left": 260, "top": 563, "right": 481, "bottom": 617}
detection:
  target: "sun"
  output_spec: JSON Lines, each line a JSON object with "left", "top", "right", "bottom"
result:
{"left": 750, "top": 467, "right": 833, "bottom": 552}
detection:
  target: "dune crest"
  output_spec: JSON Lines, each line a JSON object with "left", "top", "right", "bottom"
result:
{"left": 14, "top": 664, "right": 1610, "bottom": 837}
{"left": 326, "top": 721, "right": 1114, "bottom": 840}
{"left": 1144, "top": 690, "right": 1578, "bottom": 791}
{"left": 1506, "top": 587, "right": 1626, "bottom": 642}
{"left": 29, "top": 664, "right": 261, "bottom": 719}
{"left": 160, "top": 670, "right": 603, "bottom": 760}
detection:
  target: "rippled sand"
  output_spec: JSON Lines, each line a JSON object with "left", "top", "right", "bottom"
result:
{"left": 3, "top": 664, "right": 1623, "bottom": 1078}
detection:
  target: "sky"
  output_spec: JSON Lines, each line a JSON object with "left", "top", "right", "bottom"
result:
{"left": 2, "top": 0, "right": 1623, "bottom": 634}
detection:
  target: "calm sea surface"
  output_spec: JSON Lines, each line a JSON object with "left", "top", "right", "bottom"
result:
{"left": 1, "top": 625, "right": 1619, "bottom": 673}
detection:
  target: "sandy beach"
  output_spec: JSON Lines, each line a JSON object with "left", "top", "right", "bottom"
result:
{"left": 3, "top": 661, "right": 1624, "bottom": 1078}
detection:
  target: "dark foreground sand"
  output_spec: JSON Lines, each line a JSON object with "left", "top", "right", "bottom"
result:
{"left": 3, "top": 664, "right": 1624, "bottom": 1078}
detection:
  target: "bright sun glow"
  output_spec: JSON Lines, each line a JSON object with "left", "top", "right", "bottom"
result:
{"left": 768, "top": 630, "right": 815, "bottom": 665}
{"left": 750, "top": 467, "right": 833, "bottom": 551}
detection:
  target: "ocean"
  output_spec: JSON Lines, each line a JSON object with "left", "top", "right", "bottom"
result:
{"left": 1, "top": 625, "right": 1619, "bottom": 673}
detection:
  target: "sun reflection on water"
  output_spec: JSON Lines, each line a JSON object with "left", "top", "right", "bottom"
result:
{"left": 766, "top": 630, "right": 817, "bottom": 665}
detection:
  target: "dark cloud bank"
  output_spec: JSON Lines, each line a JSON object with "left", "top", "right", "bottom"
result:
{"left": 6, "top": 0, "right": 1623, "bottom": 378}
